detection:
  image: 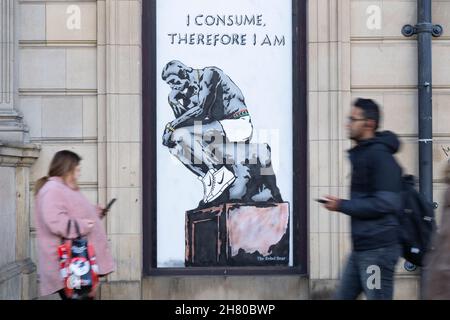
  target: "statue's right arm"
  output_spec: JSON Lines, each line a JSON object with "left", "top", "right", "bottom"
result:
{"left": 170, "top": 69, "right": 219, "bottom": 128}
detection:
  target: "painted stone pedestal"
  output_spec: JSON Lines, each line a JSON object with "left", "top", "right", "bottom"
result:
{"left": 185, "top": 203, "right": 289, "bottom": 267}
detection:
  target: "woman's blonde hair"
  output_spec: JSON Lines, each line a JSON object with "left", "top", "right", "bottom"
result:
{"left": 34, "top": 150, "right": 82, "bottom": 195}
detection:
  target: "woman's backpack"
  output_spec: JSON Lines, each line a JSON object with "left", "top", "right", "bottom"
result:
{"left": 57, "top": 220, "right": 99, "bottom": 300}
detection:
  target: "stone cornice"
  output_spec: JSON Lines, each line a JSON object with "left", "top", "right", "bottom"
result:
{"left": 0, "top": 143, "right": 40, "bottom": 167}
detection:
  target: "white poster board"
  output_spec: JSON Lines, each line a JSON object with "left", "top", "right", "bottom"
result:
{"left": 156, "top": 0, "right": 293, "bottom": 267}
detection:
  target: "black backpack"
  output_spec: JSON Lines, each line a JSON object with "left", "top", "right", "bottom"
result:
{"left": 398, "top": 175, "right": 436, "bottom": 266}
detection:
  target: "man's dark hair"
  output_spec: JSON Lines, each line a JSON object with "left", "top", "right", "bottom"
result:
{"left": 353, "top": 98, "right": 380, "bottom": 130}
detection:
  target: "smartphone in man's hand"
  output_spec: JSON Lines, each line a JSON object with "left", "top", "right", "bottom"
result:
{"left": 315, "top": 198, "right": 329, "bottom": 204}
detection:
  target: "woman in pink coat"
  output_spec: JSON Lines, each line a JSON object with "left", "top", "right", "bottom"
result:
{"left": 34, "top": 150, "right": 115, "bottom": 299}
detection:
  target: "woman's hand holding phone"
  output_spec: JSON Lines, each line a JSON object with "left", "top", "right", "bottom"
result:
{"left": 101, "top": 198, "right": 117, "bottom": 217}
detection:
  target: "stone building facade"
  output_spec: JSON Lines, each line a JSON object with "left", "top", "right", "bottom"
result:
{"left": 0, "top": 0, "right": 449, "bottom": 299}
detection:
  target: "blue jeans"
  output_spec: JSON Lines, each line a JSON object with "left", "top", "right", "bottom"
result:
{"left": 334, "top": 244, "right": 401, "bottom": 300}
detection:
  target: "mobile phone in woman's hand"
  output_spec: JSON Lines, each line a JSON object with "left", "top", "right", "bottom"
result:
{"left": 102, "top": 198, "right": 117, "bottom": 215}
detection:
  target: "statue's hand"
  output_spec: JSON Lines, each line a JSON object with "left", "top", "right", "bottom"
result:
{"left": 163, "top": 132, "right": 174, "bottom": 148}
{"left": 169, "top": 100, "right": 188, "bottom": 118}
{"left": 162, "top": 123, "right": 176, "bottom": 147}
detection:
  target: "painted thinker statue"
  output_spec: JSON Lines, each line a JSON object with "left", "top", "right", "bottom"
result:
{"left": 161, "top": 60, "right": 283, "bottom": 207}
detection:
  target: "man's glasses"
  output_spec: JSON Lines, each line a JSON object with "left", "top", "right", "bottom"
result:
{"left": 347, "top": 117, "right": 367, "bottom": 123}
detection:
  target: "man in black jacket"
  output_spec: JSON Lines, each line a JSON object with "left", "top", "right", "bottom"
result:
{"left": 323, "top": 98, "right": 402, "bottom": 300}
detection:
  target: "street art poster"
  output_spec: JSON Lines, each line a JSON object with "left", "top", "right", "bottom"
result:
{"left": 156, "top": 0, "right": 293, "bottom": 267}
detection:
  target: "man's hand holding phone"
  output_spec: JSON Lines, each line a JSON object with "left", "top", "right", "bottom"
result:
{"left": 316, "top": 196, "right": 341, "bottom": 212}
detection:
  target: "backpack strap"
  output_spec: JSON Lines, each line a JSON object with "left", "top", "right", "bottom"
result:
{"left": 61, "top": 220, "right": 72, "bottom": 244}
{"left": 63, "top": 219, "right": 82, "bottom": 241}
{"left": 73, "top": 219, "right": 82, "bottom": 239}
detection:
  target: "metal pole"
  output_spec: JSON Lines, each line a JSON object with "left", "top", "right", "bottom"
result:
{"left": 417, "top": 0, "right": 433, "bottom": 301}
{"left": 403, "top": 1, "right": 443, "bottom": 201}
{"left": 417, "top": 0, "right": 433, "bottom": 203}
{"left": 402, "top": 0, "right": 443, "bottom": 300}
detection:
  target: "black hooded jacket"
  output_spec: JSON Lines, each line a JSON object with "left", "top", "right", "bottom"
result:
{"left": 339, "top": 131, "right": 403, "bottom": 251}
